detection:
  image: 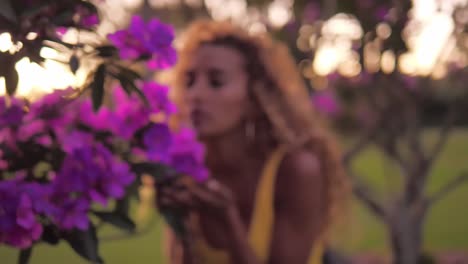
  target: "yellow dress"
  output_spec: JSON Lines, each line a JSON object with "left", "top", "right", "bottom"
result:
{"left": 166, "top": 146, "right": 324, "bottom": 263}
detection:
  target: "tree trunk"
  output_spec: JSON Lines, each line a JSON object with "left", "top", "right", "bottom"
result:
{"left": 388, "top": 206, "right": 425, "bottom": 264}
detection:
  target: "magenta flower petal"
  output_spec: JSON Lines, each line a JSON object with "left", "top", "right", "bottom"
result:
{"left": 107, "top": 15, "right": 176, "bottom": 69}
{"left": 16, "top": 195, "right": 35, "bottom": 229}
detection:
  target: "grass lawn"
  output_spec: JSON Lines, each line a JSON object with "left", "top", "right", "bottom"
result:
{"left": 1, "top": 130, "right": 467, "bottom": 263}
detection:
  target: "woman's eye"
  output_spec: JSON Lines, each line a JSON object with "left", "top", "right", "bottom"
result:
{"left": 186, "top": 72, "right": 195, "bottom": 88}
{"left": 210, "top": 77, "right": 224, "bottom": 89}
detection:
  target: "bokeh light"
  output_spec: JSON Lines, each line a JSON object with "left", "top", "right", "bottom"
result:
{"left": 309, "top": 0, "right": 467, "bottom": 78}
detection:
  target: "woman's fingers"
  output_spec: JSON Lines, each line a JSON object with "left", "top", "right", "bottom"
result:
{"left": 157, "top": 187, "right": 197, "bottom": 210}
{"left": 156, "top": 177, "right": 235, "bottom": 213}
{"left": 189, "top": 180, "right": 234, "bottom": 210}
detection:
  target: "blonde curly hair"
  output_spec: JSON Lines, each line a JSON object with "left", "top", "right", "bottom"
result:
{"left": 171, "top": 20, "right": 350, "bottom": 239}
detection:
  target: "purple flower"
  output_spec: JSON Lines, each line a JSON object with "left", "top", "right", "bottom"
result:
{"left": 55, "top": 27, "right": 68, "bottom": 37}
{"left": 78, "top": 100, "right": 112, "bottom": 131}
{"left": 107, "top": 15, "right": 177, "bottom": 70}
{"left": 80, "top": 14, "right": 99, "bottom": 28}
{"left": 0, "top": 180, "right": 44, "bottom": 249}
{"left": 0, "top": 97, "right": 25, "bottom": 127}
{"left": 146, "top": 46, "right": 177, "bottom": 70}
{"left": 47, "top": 194, "right": 90, "bottom": 230}
{"left": 112, "top": 105, "right": 149, "bottom": 139}
{"left": 20, "top": 183, "right": 55, "bottom": 216}
{"left": 0, "top": 128, "right": 17, "bottom": 151}
{"left": 109, "top": 87, "right": 151, "bottom": 139}
{"left": 141, "top": 81, "right": 177, "bottom": 115}
{"left": 45, "top": 144, "right": 134, "bottom": 230}
{"left": 168, "top": 128, "right": 208, "bottom": 182}
{"left": 17, "top": 120, "right": 46, "bottom": 142}
{"left": 21, "top": 88, "right": 78, "bottom": 140}
{"left": 76, "top": 5, "right": 100, "bottom": 28}
{"left": 143, "top": 123, "right": 173, "bottom": 162}
{"left": 55, "top": 144, "right": 134, "bottom": 206}
{"left": 311, "top": 90, "right": 341, "bottom": 117}
{"left": 59, "top": 130, "right": 95, "bottom": 154}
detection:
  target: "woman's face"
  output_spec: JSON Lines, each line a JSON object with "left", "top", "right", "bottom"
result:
{"left": 183, "top": 44, "right": 251, "bottom": 138}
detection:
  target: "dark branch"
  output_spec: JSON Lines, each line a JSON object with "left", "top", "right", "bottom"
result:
{"left": 378, "top": 142, "right": 410, "bottom": 178}
{"left": 427, "top": 172, "right": 468, "bottom": 206}
{"left": 347, "top": 169, "right": 387, "bottom": 220}
{"left": 343, "top": 129, "right": 377, "bottom": 165}
{"left": 427, "top": 106, "right": 457, "bottom": 165}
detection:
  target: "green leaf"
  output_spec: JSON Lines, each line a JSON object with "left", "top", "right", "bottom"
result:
{"left": 108, "top": 70, "right": 148, "bottom": 106}
{"left": 95, "top": 45, "right": 117, "bottom": 58}
{"left": 91, "top": 64, "right": 106, "bottom": 111}
{"left": 69, "top": 54, "right": 80, "bottom": 74}
{"left": 0, "top": 51, "right": 19, "bottom": 96}
{"left": 44, "top": 38, "right": 81, "bottom": 51}
{"left": 93, "top": 211, "right": 136, "bottom": 232}
{"left": 25, "top": 39, "right": 46, "bottom": 65}
{"left": 132, "top": 162, "right": 179, "bottom": 182}
{"left": 18, "top": 247, "right": 33, "bottom": 264}
{"left": 41, "top": 225, "right": 60, "bottom": 245}
{"left": 63, "top": 225, "right": 103, "bottom": 264}
{"left": 5, "top": 67, "right": 19, "bottom": 96}
{"left": 116, "top": 66, "right": 142, "bottom": 81}
{"left": 115, "top": 197, "right": 130, "bottom": 215}
{"left": 120, "top": 77, "right": 148, "bottom": 106}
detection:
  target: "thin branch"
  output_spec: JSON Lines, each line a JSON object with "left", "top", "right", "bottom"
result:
{"left": 393, "top": 75, "right": 425, "bottom": 160}
{"left": 343, "top": 129, "right": 376, "bottom": 165}
{"left": 427, "top": 107, "right": 457, "bottom": 165}
{"left": 427, "top": 172, "right": 468, "bottom": 206}
{"left": 347, "top": 169, "right": 387, "bottom": 220}
{"left": 378, "top": 142, "right": 410, "bottom": 177}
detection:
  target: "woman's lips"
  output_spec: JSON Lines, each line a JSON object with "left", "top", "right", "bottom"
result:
{"left": 190, "top": 109, "right": 207, "bottom": 126}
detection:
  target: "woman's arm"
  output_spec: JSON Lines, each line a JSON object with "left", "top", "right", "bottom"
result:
{"left": 267, "top": 149, "right": 325, "bottom": 264}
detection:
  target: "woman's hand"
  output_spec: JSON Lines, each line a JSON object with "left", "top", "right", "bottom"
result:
{"left": 156, "top": 177, "right": 237, "bottom": 223}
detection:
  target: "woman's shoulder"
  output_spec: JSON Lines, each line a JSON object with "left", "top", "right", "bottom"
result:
{"left": 278, "top": 146, "right": 321, "bottom": 179}
{"left": 275, "top": 146, "right": 323, "bottom": 201}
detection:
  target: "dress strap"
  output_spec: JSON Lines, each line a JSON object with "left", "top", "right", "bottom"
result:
{"left": 248, "top": 145, "right": 288, "bottom": 261}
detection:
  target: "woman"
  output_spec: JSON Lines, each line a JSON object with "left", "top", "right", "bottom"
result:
{"left": 158, "top": 20, "right": 348, "bottom": 264}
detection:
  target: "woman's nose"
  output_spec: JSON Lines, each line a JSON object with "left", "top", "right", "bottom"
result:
{"left": 187, "top": 78, "right": 207, "bottom": 103}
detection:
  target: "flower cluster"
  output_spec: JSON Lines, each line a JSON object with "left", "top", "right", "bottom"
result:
{"left": 1, "top": 77, "right": 208, "bottom": 249}
{"left": 0, "top": 180, "right": 44, "bottom": 249}
{"left": 1, "top": 9, "right": 205, "bottom": 251}
{"left": 0, "top": 80, "right": 207, "bottom": 248}
{"left": 108, "top": 16, "right": 177, "bottom": 70}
